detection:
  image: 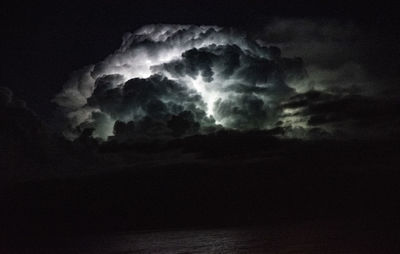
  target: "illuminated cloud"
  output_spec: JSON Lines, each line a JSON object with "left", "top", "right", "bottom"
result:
{"left": 54, "top": 24, "right": 308, "bottom": 140}
{"left": 54, "top": 23, "right": 399, "bottom": 141}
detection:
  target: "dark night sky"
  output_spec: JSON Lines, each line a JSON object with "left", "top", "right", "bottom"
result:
{"left": 3, "top": 3, "right": 400, "bottom": 246}
{"left": 1, "top": 0, "right": 399, "bottom": 122}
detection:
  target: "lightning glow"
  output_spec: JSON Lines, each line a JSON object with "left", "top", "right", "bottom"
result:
{"left": 54, "top": 24, "right": 309, "bottom": 140}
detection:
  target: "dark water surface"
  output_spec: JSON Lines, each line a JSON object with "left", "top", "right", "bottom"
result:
{"left": 4, "top": 220, "right": 399, "bottom": 253}
{"left": 2, "top": 140, "right": 400, "bottom": 253}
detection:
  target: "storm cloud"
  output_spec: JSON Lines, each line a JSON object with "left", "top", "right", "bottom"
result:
{"left": 54, "top": 23, "right": 399, "bottom": 141}
{"left": 54, "top": 24, "right": 307, "bottom": 140}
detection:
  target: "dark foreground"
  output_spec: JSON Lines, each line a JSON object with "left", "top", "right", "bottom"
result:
{"left": 1, "top": 136, "right": 400, "bottom": 253}
{"left": 3, "top": 220, "right": 400, "bottom": 253}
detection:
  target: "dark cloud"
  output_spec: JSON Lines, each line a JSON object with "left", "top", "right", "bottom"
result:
{"left": 214, "top": 95, "right": 269, "bottom": 129}
{"left": 157, "top": 47, "right": 217, "bottom": 82}
{"left": 0, "top": 87, "right": 53, "bottom": 181}
{"left": 109, "top": 110, "right": 202, "bottom": 143}
{"left": 281, "top": 90, "right": 400, "bottom": 139}
{"left": 0, "top": 87, "right": 42, "bottom": 135}
{"left": 167, "top": 111, "right": 200, "bottom": 137}
{"left": 0, "top": 86, "right": 13, "bottom": 107}
{"left": 0, "top": 87, "right": 119, "bottom": 183}
{"left": 152, "top": 44, "right": 248, "bottom": 82}
{"left": 83, "top": 74, "right": 211, "bottom": 139}
{"left": 87, "top": 74, "right": 201, "bottom": 119}
{"left": 258, "top": 18, "right": 400, "bottom": 97}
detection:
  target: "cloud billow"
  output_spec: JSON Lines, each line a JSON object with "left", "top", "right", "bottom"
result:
{"left": 54, "top": 24, "right": 307, "bottom": 140}
{"left": 54, "top": 22, "right": 399, "bottom": 141}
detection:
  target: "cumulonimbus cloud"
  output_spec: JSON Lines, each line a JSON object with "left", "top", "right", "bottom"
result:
{"left": 53, "top": 23, "right": 399, "bottom": 141}
{"left": 53, "top": 24, "right": 309, "bottom": 140}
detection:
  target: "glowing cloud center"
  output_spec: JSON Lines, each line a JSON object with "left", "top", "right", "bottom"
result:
{"left": 54, "top": 24, "right": 307, "bottom": 140}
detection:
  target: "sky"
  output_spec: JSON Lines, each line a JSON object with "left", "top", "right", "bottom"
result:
{"left": 1, "top": 0, "right": 399, "bottom": 140}
{"left": 2, "top": 3, "right": 400, "bottom": 247}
